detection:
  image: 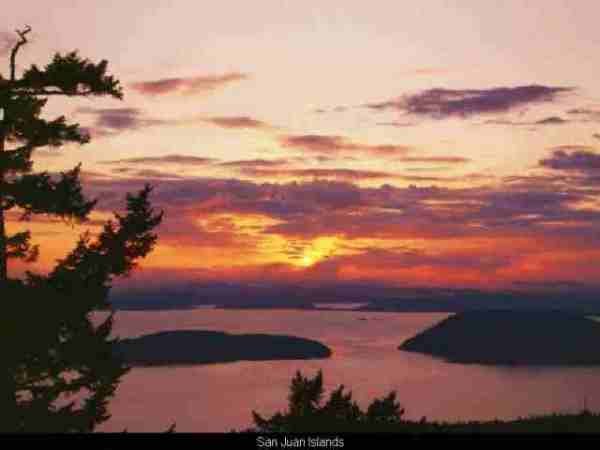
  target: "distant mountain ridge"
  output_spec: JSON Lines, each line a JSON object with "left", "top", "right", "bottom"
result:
{"left": 110, "top": 284, "right": 600, "bottom": 313}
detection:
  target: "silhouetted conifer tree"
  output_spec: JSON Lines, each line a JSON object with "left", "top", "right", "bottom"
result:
{"left": 251, "top": 370, "right": 404, "bottom": 432}
{"left": 0, "top": 26, "right": 163, "bottom": 432}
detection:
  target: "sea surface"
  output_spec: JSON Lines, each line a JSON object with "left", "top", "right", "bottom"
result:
{"left": 99, "top": 309, "right": 600, "bottom": 432}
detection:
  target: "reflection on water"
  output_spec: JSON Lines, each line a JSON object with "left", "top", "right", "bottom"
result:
{"left": 313, "top": 303, "right": 368, "bottom": 310}
{"left": 100, "top": 309, "right": 600, "bottom": 432}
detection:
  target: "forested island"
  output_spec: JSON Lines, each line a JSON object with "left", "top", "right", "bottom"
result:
{"left": 399, "top": 311, "right": 600, "bottom": 365}
{"left": 115, "top": 330, "right": 332, "bottom": 366}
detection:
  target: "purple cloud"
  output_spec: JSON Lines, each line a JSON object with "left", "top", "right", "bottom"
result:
{"left": 238, "top": 167, "right": 401, "bottom": 181}
{"left": 203, "top": 116, "right": 270, "bottom": 130}
{"left": 111, "top": 168, "right": 185, "bottom": 179}
{"left": 130, "top": 72, "right": 248, "bottom": 96}
{"left": 485, "top": 116, "right": 569, "bottom": 126}
{"left": 218, "top": 159, "right": 289, "bottom": 168}
{"left": 279, "top": 134, "right": 411, "bottom": 157}
{"left": 318, "top": 247, "right": 512, "bottom": 273}
{"left": 540, "top": 149, "right": 600, "bottom": 171}
{"left": 77, "top": 107, "right": 169, "bottom": 137}
{"left": 80, "top": 172, "right": 600, "bottom": 248}
{"left": 366, "top": 85, "right": 573, "bottom": 119}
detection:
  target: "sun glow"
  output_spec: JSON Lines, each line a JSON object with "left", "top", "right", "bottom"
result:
{"left": 301, "top": 254, "right": 316, "bottom": 267}
{"left": 297, "top": 237, "right": 339, "bottom": 267}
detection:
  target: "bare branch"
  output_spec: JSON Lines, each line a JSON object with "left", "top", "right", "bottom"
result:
{"left": 10, "top": 25, "right": 32, "bottom": 81}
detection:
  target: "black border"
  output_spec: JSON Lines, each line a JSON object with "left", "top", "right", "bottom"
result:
{"left": 3, "top": 432, "right": 600, "bottom": 448}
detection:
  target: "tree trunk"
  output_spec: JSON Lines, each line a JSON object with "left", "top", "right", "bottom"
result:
{"left": 0, "top": 120, "right": 13, "bottom": 430}
{"left": 0, "top": 125, "right": 6, "bottom": 285}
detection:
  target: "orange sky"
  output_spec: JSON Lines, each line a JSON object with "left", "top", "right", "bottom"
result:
{"left": 3, "top": 1, "right": 600, "bottom": 290}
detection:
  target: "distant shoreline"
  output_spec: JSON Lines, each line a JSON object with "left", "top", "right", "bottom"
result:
{"left": 110, "top": 298, "right": 600, "bottom": 314}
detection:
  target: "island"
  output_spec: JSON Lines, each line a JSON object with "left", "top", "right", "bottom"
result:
{"left": 399, "top": 311, "right": 600, "bottom": 366}
{"left": 115, "top": 330, "right": 332, "bottom": 366}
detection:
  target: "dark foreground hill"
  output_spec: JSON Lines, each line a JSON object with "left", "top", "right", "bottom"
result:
{"left": 399, "top": 311, "right": 600, "bottom": 365}
{"left": 115, "top": 330, "right": 332, "bottom": 366}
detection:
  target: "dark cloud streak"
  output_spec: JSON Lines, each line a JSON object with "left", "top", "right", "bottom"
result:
{"left": 77, "top": 107, "right": 170, "bottom": 137}
{"left": 540, "top": 149, "right": 600, "bottom": 171}
{"left": 366, "top": 85, "right": 573, "bottom": 119}
{"left": 203, "top": 116, "right": 270, "bottom": 130}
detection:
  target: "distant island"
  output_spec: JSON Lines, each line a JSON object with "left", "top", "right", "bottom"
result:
{"left": 115, "top": 330, "right": 332, "bottom": 366}
{"left": 399, "top": 311, "right": 600, "bottom": 366}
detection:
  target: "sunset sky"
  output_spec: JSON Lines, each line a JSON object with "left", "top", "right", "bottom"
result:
{"left": 3, "top": 1, "right": 600, "bottom": 292}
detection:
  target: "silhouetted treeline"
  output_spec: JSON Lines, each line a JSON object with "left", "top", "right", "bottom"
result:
{"left": 247, "top": 370, "right": 600, "bottom": 433}
{"left": 248, "top": 370, "right": 405, "bottom": 432}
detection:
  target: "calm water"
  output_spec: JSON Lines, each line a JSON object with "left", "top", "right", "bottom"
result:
{"left": 99, "top": 309, "right": 600, "bottom": 432}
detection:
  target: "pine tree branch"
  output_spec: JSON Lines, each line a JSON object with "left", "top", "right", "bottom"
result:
{"left": 12, "top": 89, "right": 96, "bottom": 97}
{"left": 6, "top": 230, "right": 39, "bottom": 262}
{"left": 4, "top": 166, "right": 96, "bottom": 221}
{"left": 18, "top": 52, "right": 123, "bottom": 99}
{"left": 0, "top": 147, "right": 34, "bottom": 174}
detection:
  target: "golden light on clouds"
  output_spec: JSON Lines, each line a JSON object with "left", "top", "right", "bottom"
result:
{"left": 297, "top": 236, "right": 340, "bottom": 267}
